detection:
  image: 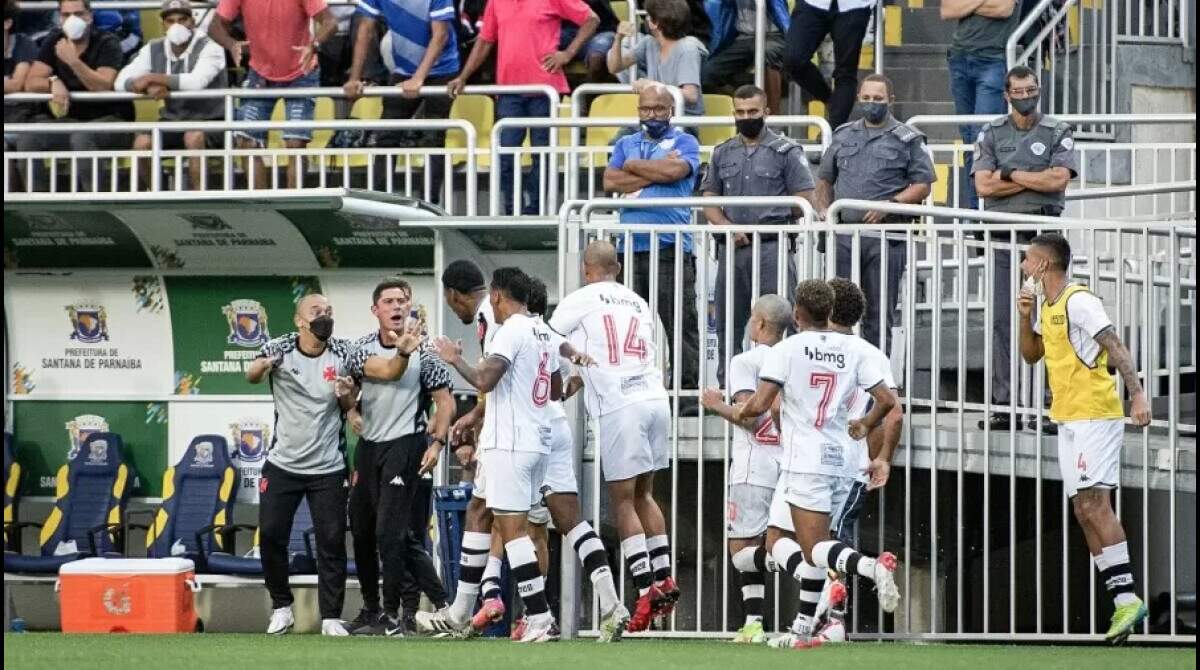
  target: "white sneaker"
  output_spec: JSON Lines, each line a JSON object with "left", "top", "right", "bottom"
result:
{"left": 815, "top": 619, "right": 846, "bottom": 643}
{"left": 415, "top": 607, "right": 471, "bottom": 638}
{"left": 597, "top": 604, "right": 630, "bottom": 643}
{"left": 266, "top": 606, "right": 295, "bottom": 635}
{"left": 518, "top": 614, "right": 559, "bottom": 643}
{"left": 873, "top": 552, "right": 901, "bottom": 614}
{"left": 321, "top": 619, "right": 350, "bottom": 636}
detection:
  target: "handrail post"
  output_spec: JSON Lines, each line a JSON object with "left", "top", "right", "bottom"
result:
{"left": 754, "top": 0, "right": 766, "bottom": 90}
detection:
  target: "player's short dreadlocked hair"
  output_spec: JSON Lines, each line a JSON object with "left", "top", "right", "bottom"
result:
{"left": 491, "top": 267, "right": 532, "bottom": 305}
{"left": 828, "top": 278, "right": 866, "bottom": 328}
{"left": 528, "top": 277, "right": 549, "bottom": 316}
{"left": 441, "top": 259, "right": 486, "bottom": 294}
{"left": 794, "top": 279, "right": 835, "bottom": 323}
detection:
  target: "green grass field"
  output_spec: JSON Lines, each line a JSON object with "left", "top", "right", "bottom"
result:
{"left": 3, "top": 634, "right": 1195, "bottom": 670}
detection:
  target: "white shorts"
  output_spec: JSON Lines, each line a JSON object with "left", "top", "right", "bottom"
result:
{"left": 727, "top": 483, "right": 774, "bottom": 539}
{"left": 528, "top": 417, "right": 577, "bottom": 525}
{"left": 767, "top": 471, "right": 858, "bottom": 530}
{"left": 478, "top": 449, "right": 548, "bottom": 513}
{"left": 1058, "top": 418, "right": 1123, "bottom": 497}
{"left": 598, "top": 399, "right": 671, "bottom": 482}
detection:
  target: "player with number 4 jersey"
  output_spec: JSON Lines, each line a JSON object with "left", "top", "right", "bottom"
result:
{"left": 549, "top": 241, "right": 678, "bottom": 633}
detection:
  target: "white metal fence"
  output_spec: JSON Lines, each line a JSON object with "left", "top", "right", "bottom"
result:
{"left": 554, "top": 199, "right": 1194, "bottom": 643}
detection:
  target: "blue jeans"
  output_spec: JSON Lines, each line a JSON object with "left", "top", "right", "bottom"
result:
{"left": 496, "top": 94, "right": 551, "bottom": 215}
{"left": 948, "top": 54, "right": 1006, "bottom": 209}
{"left": 236, "top": 68, "right": 321, "bottom": 146}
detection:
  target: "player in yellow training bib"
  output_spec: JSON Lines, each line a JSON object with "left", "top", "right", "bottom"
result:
{"left": 1017, "top": 233, "right": 1151, "bottom": 644}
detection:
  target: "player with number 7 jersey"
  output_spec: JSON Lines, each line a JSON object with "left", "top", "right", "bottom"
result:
{"left": 549, "top": 242, "right": 678, "bottom": 633}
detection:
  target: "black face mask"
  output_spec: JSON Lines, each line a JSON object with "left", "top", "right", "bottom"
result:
{"left": 859, "top": 101, "right": 889, "bottom": 124}
{"left": 1011, "top": 95, "right": 1040, "bottom": 116}
{"left": 735, "top": 117, "right": 765, "bottom": 139}
{"left": 309, "top": 315, "right": 334, "bottom": 342}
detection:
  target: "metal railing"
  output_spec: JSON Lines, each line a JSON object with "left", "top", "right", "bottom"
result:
{"left": 1120, "top": 0, "right": 1190, "bottom": 43}
{"left": 556, "top": 198, "right": 1195, "bottom": 642}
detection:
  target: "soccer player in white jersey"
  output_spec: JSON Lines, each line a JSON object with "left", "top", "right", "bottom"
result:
{"left": 809, "top": 278, "right": 904, "bottom": 643}
{"left": 734, "top": 279, "right": 901, "bottom": 649}
{"left": 429, "top": 267, "right": 563, "bottom": 642}
{"left": 699, "top": 295, "right": 792, "bottom": 644}
{"left": 549, "top": 241, "right": 679, "bottom": 633}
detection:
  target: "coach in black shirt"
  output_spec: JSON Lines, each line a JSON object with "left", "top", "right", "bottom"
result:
{"left": 16, "top": 0, "right": 133, "bottom": 191}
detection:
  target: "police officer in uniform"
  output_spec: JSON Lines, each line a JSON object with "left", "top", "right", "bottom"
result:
{"left": 972, "top": 64, "right": 1076, "bottom": 431}
{"left": 701, "top": 84, "right": 815, "bottom": 381}
{"left": 815, "top": 73, "right": 936, "bottom": 352}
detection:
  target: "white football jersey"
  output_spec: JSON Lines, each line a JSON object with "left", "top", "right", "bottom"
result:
{"left": 478, "top": 313, "right": 560, "bottom": 454}
{"left": 533, "top": 314, "right": 569, "bottom": 422}
{"left": 726, "top": 344, "right": 782, "bottom": 489}
{"left": 827, "top": 337, "right": 896, "bottom": 482}
{"left": 548, "top": 281, "right": 667, "bottom": 417}
{"left": 759, "top": 329, "right": 886, "bottom": 476}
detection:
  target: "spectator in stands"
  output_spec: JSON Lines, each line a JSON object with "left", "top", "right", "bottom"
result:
{"left": 702, "top": 0, "right": 789, "bottom": 113}
{"left": 814, "top": 74, "right": 935, "bottom": 352}
{"left": 566, "top": 0, "right": 619, "bottom": 82}
{"left": 345, "top": 0, "right": 459, "bottom": 201}
{"left": 94, "top": 8, "right": 141, "bottom": 64}
{"left": 607, "top": 0, "right": 707, "bottom": 116}
{"left": 5, "top": 0, "right": 39, "bottom": 147}
{"left": 318, "top": 6, "right": 356, "bottom": 98}
{"left": 114, "top": 0, "right": 226, "bottom": 191}
{"left": 783, "top": 0, "right": 874, "bottom": 129}
{"left": 701, "top": 84, "right": 813, "bottom": 381}
{"left": 207, "top": 0, "right": 337, "bottom": 189}
{"left": 12, "top": 4, "right": 52, "bottom": 42}
{"left": 603, "top": 84, "right": 703, "bottom": 413}
{"left": 448, "top": 0, "right": 599, "bottom": 215}
{"left": 942, "top": 0, "right": 1019, "bottom": 209}
{"left": 972, "top": 64, "right": 1075, "bottom": 432}
{"left": 16, "top": 0, "right": 134, "bottom": 192}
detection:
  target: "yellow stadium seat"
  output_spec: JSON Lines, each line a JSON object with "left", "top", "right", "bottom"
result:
{"left": 611, "top": 0, "right": 631, "bottom": 21}
{"left": 932, "top": 163, "right": 951, "bottom": 205}
{"left": 806, "top": 100, "right": 825, "bottom": 141}
{"left": 699, "top": 94, "right": 736, "bottom": 147}
{"left": 140, "top": 9, "right": 164, "bottom": 41}
{"left": 332, "top": 97, "right": 383, "bottom": 168}
{"left": 134, "top": 98, "right": 163, "bottom": 123}
{"left": 447, "top": 94, "right": 494, "bottom": 169}
{"left": 585, "top": 93, "right": 638, "bottom": 168}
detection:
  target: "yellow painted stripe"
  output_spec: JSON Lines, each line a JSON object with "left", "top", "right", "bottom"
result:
{"left": 54, "top": 465, "right": 69, "bottom": 499}
{"left": 213, "top": 509, "right": 228, "bottom": 549}
{"left": 5, "top": 463, "right": 19, "bottom": 497}
{"left": 112, "top": 464, "right": 128, "bottom": 501}
{"left": 808, "top": 101, "right": 826, "bottom": 141}
{"left": 932, "top": 164, "right": 951, "bottom": 204}
{"left": 147, "top": 509, "right": 169, "bottom": 547}
{"left": 40, "top": 507, "right": 63, "bottom": 547}
{"left": 884, "top": 6, "right": 902, "bottom": 47}
{"left": 219, "top": 467, "right": 235, "bottom": 503}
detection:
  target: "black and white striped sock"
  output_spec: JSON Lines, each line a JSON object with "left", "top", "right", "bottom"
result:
{"left": 448, "top": 531, "right": 490, "bottom": 623}
{"left": 1097, "top": 541, "right": 1138, "bottom": 607}
{"left": 792, "top": 561, "right": 826, "bottom": 635}
{"left": 567, "top": 522, "right": 620, "bottom": 614}
{"left": 480, "top": 555, "right": 503, "bottom": 602}
{"left": 505, "top": 536, "right": 550, "bottom": 617}
{"left": 647, "top": 534, "right": 671, "bottom": 584}
{"left": 621, "top": 534, "right": 654, "bottom": 595}
{"left": 812, "top": 540, "right": 877, "bottom": 580}
{"left": 732, "top": 546, "right": 765, "bottom": 622}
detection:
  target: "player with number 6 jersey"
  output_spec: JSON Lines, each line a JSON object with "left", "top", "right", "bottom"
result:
{"left": 549, "top": 241, "right": 679, "bottom": 632}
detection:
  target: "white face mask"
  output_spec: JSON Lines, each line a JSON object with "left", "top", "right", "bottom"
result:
{"left": 165, "top": 22, "right": 192, "bottom": 47}
{"left": 1023, "top": 274, "right": 1045, "bottom": 298}
{"left": 61, "top": 14, "right": 88, "bottom": 41}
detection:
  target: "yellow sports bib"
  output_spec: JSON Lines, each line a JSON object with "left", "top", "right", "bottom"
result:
{"left": 1040, "top": 284, "right": 1125, "bottom": 422}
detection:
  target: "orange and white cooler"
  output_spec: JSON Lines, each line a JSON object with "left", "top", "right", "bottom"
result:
{"left": 57, "top": 558, "right": 201, "bottom": 633}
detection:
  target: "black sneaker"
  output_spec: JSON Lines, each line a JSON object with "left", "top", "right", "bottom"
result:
{"left": 978, "top": 413, "right": 1016, "bottom": 431}
{"left": 401, "top": 609, "right": 419, "bottom": 635}
{"left": 1027, "top": 418, "right": 1058, "bottom": 435}
{"left": 382, "top": 612, "right": 406, "bottom": 638}
{"left": 349, "top": 607, "right": 381, "bottom": 635}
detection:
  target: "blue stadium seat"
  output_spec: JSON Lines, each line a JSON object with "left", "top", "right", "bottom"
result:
{"left": 138, "top": 435, "right": 237, "bottom": 564}
{"left": 199, "top": 498, "right": 318, "bottom": 576}
{"left": 3, "top": 432, "right": 131, "bottom": 574}
{"left": 4, "top": 433, "right": 21, "bottom": 552}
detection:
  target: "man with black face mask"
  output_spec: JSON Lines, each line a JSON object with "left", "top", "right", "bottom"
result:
{"left": 701, "top": 84, "right": 814, "bottom": 382}
{"left": 246, "top": 292, "right": 416, "bottom": 637}
{"left": 972, "top": 64, "right": 1076, "bottom": 432}
{"left": 815, "top": 73, "right": 935, "bottom": 354}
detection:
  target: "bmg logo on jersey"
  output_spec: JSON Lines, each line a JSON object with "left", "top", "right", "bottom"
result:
{"left": 65, "top": 304, "right": 109, "bottom": 344}
{"left": 804, "top": 346, "right": 846, "bottom": 369}
{"left": 222, "top": 299, "right": 269, "bottom": 348}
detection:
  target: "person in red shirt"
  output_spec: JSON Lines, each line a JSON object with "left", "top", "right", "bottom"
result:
{"left": 208, "top": 0, "right": 336, "bottom": 190}
{"left": 447, "top": 0, "right": 599, "bottom": 215}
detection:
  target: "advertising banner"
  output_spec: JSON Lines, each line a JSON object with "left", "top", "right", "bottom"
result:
{"left": 3, "top": 210, "right": 152, "bottom": 269}
{"left": 168, "top": 401, "right": 275, "bottom": 504}
{"left": 115, "top": 209, "right": 319, "bottom": 271}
